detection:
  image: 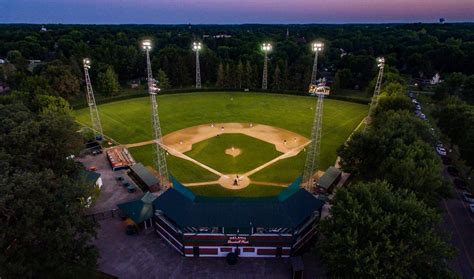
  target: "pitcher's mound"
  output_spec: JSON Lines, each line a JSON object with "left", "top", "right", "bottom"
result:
{"left": 225, "top": 147, "right": 241, "bottom": 157}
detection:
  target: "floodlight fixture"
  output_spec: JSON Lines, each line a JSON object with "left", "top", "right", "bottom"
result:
{"left": 262, "top": 43, "right": 272, "bottom": 52}
{"left": 83, "top": 58, "right": 91, "bottom": 68}
{"left": 377, "top": 57, "right": 385, "bottom": 68}
{"left": 142, "top": 39, "right": 152, "bottom": 51}
{"left": 192, "top": 42, "right": 202, "bottom": 51}
{"left": 312, "top": 42, "right": 324, "bottom": 52}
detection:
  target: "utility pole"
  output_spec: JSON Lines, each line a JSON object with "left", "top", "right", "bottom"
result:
{"left": 364, "top": 57, "right": 385, "bottom": 131}
{"left": 82, "top": 58, "right": 104, "bottom": 141}
{"left": 142, "top": 40, "right": 170, "bottom": 188}
{"left": 192, "top": 42, "right": 202, "bottom": 89}
{"left": 261, "top": 43, "right": 272, "bottom": 90}
{"left": 303, "top": 42, "right": 327, "bottom": 191}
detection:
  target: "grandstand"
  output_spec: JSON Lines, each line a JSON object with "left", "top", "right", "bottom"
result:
{"left": 151, "top": 177, "right": 324, "bottom": 257}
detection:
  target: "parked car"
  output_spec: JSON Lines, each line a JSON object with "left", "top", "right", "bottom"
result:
{"left": 415, "top": 104, "right": 422, "bottom": 110}
{"left": 447, "top": 166, "right": 459, "bottom": 176}
{"left": 441, "top": 156, "right": 451, "bottom": 166}
{"left": 462, "top": 192, "right": 474, "bottom": 203}
{"left": 412, "top": 99, "right": 419, "bottom": 104}
{"left": 470, "top": 204, "right": 474, "bottom": 214}
{"left": 436, "top": 146, "right": 447, "bottom": 156}
{"left": 89, "top": 165, "right": 97, "bottom": 171}
{"left": 436, "top": 143, "right": 445, "bottom": 149}
{"left": 453, "top": 178, "right": 467, "bottom": 190}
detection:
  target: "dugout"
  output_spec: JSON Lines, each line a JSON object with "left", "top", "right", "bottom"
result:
{"left": 316, "top": 166, "right": 342, "bottom": 194}
{"left": 128, "top": 163, "right": 159, "bottom": 191}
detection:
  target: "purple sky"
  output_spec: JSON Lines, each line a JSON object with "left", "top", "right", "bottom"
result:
{"left": 1, "top": 0, "right": 473, "bottom": 24}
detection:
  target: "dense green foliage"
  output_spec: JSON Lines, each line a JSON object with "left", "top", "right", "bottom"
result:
{"left": 434, "top": 96, "right": 474, "bottom": 167}
{"left": 0, "top": 96, "right": 98, "bottom": 277}
{"left": 2, "top": 23, "right": 474, "bottom": 101}
{"left": 319, "top": 181, "right": 455, "bottom": 278}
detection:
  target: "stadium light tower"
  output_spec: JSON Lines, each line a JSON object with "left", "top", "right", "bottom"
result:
{"left": 310, "top": 42, "right": 324, "bottom": 88}
{"left": 364, "top": 57, "right": 385, "bottom": 131}
{"left": 192, "top": 42, "right": 202, "bottom": 89}
{"left": 261, "top": 43, "right": 272, "bottom": 90}
{"left": 142, "top": 39, "right": 170, "bottom": 188}
{"left": 82, "top": 58, "right": 104, "bottom": 141}
{"left": 303, "top": 42, "right": 328, "bottom": 191}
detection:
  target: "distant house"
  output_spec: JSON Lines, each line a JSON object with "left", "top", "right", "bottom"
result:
{"left": 40, "top": 25, "right": 48, "bottom": 32}
{"left": 213, "top": 34, "right": 232, "bottom": 39}
{"left": 316, "top": 167, "right": 342, "bottom": 194}
{"left": 128, "top": 163, "right": 159, "bottom": 191}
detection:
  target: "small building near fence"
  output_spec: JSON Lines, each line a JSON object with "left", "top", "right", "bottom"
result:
{"left": 316, "top": 166, "right": 342, "bottom": 194}
{"left": 118, "top": 192, "right": 157, "bottom": 229}
{"left": 128, "top": 163, "right": 159, "bottom": 191}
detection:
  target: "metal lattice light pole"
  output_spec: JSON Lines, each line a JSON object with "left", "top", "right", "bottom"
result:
{"left": 192, "top": 42, "right": 202, "bottom": 89}
{"left": 82, "top": 58, "right": 104, "bottom": 141}
{"left": 261, "top": 43, "right": 272, "bottom": 90}
{"left": 142, "top": 40, "right": 170, "bottom": 188}
{"left": 364, "top": 57, "right": 385, "bottom": 131}
{"left": 303, "top": 42, "right": 327, "bottom": 191}
{"left": 310, "top": 42, "right": 324, "bottom": 87}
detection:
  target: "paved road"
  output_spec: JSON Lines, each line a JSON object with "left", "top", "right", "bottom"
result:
{"left": 441, "top": 169, "right": 474, "bottom": 278}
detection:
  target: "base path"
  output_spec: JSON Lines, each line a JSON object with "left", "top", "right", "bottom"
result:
{"left": 125, "top": 123, "right": 310, "bottom": 190}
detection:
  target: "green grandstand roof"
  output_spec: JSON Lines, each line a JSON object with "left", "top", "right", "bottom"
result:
{"left": 153, "top": 178, "right": 324, "bottom": 229}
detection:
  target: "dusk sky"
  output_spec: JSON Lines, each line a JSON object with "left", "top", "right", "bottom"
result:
{"left": 1, "top": 0, "right": 473, "bottom": 24}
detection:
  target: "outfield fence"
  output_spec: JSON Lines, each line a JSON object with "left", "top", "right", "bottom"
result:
{"left": 71, "top": 87, "right": 370, "bottom": 109}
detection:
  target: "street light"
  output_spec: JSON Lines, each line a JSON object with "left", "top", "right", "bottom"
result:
{"left": 193, "top": 42, "right": 202, "bottom": 89}
{"left": 310, "top": 42, "right": 324, "bottom": 88}
{"left": 261, "top": 43, "right": 272, "bottom": 90}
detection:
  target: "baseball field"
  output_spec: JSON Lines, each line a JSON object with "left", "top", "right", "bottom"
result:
{"left": 74, "top": 92, "right": 367, "bottom": 197}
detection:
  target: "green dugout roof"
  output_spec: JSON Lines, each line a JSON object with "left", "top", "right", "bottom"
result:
{"left": 130, "top": 163, "right": 159, "bottom": 187}
{"left": 317, "top": 166, "right": 342, "bottom": 190}
{"left": 152, "top": 177, "right": 324, "bottom": 229}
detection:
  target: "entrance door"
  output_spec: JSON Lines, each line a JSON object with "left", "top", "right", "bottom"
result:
{"left": 193, "top": 246, "right": 200, "bottom": 257}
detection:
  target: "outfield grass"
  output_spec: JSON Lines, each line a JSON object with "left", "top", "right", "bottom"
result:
{"left": 128, "top": 144, "right": 220, "bottom": 183}
{"left": 185, "top": 134, "right": 282, "bottom": 174}
{"left": 189, "top": 184, "right": 285, "bottom": 198}
{"left": 74, "top": 92, "right": 367, "bottom": 195}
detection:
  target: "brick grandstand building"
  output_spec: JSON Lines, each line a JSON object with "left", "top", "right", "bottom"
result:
{"left": 151, "top": 178, "right": 325, "bottom": 258}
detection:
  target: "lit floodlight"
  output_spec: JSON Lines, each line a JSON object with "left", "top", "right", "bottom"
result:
{"left": 192, "top": 42, "right": 202, "bottom": 51}
{"left": 83, "top": 58, "right": 91, "bottom": 68}
{"left": 262, "top": 43, "right": 272, "bottom": 52}
{"left": 142, "top": 40, "right": 152, "bottom": 51}
{"left": 377, "top": 57, "right": 385, "bottom": 68}
{"left": 312, "top": 42, "right": 324, "bottom": 52}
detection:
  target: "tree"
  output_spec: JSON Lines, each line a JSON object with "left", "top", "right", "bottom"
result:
{"left": 216, "top": 63, "right": 225, "bottom": 88}
{"left": 334, "top": 68, "right": 353, "bottom": 89}
{"left": 272, "top": 64, "right": 282, "bottom": 90}
{"left": 244, "top": 61, "right": 254, "bottom": 88}
{"left": 41, "top": 61, "right": 80, "bottom": 99}
{"left": 0, "top": 102, "right": 97, "bottom": 277}
{"left": 236, "top": 60, "right": 244, "bottom": 89}
{"left": 319, "top": 180, "right": 455, "bottom": 278}
{"left": 97, "top": 66, "right": 120, "bottom": 96}
{"left": 157, "top": 69, "right": 171, "bottom": 89}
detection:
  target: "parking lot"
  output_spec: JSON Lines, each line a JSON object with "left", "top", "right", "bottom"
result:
{"left": 77, "top": 153, "right": 142, "bottom": 215}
